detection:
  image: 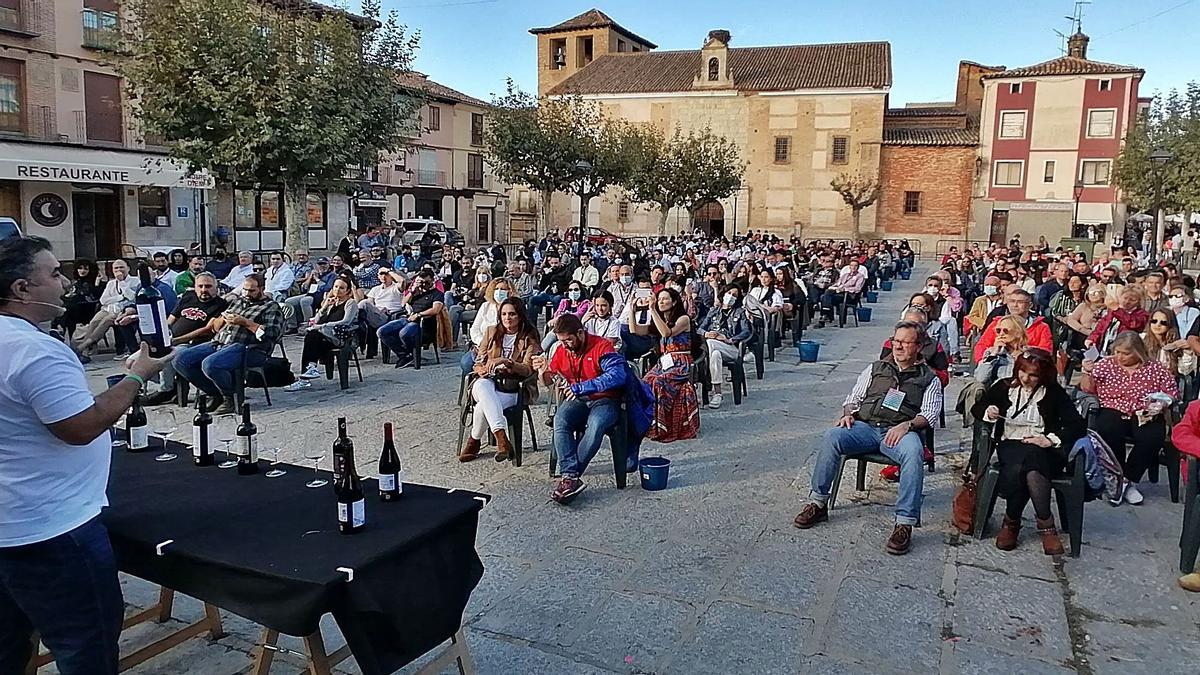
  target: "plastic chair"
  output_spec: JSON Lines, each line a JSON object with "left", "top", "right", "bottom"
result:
{"left": 325, "top": 332, "right": 363, "bottom": 390}
{"left": 837, "top": 292, "right": 862, "bottom": 328}
{"left": 456, "top": 374, "right": 539, "bottom": 467}
{"left": 548, "top": 393, "right": 629, "bottom": 488}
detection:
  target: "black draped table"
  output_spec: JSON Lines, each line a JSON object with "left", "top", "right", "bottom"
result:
{"left": 98, "top": 434, "right": 487, "bottom": 675}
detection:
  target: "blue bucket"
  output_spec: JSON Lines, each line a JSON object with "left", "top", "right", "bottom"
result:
{"left": 798, "top": 340, "right": 820, "bottom": 362}
{"left": 865, "top": 290, "right": 879, "bottom": 303}
{"left": 639, "top": 457, "right": 671, "bottom": 491}
{"left": 857, "top": 306, "right": 873, "bottom": 322}
{"left": 899, "top": 269, "right": 912, "bottom": 280}
{"left": 881, "top": 280, "right": 894, "bottom": 292}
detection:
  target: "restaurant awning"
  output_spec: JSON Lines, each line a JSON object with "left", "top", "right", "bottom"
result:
{"left": 0, "top": 141, "right": 214, "bottom": 189}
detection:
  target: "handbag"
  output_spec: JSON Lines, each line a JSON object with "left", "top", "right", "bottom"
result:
{"left": 951, "top": 470, "right": 978, "bottom": 535}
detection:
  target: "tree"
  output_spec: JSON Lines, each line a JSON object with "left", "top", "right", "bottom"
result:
{"left": 1115, "top": 82, "right": 1200, "bottom": 236}
{"left": 830, "top": 173, "right": 881, "bottom": 241}
{"left": 624, "top": 125, "right": 743, "bottom": 235}
{"left": 115, "top": 0, "right": 423, "bottom": 249}
{"left": 565, "top": 106, "right": 640, "bottom": 243}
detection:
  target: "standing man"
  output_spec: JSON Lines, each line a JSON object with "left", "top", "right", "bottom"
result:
{"left": 0, "top": 236, "right": 172, "bottom": 674}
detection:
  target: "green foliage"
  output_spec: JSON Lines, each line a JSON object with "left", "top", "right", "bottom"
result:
{"left": 624, "top": 125, "right": 744, "bottom": 235}
{"left": 1115, "top": 82, "right": 1200, "bottom": 214}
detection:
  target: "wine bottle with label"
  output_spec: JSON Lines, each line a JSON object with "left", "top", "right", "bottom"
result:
{"left": 332, "top": 417, "right": 352, "bottom": 485}
{"left": 335, "top": 442, "right": 365, "bottom": 534}
{"left": 127, "top": 392, "right": 148, "bottom": 452}
{"left": 377, "top": 422, "right": 403, "bottom": 502}
{"left": 235, "top": 402, "right": 259, "bottom": 475}
{"left": 192, "top": 394, "right": 213, "bottom": 466}
{"left": 135, "top": 263, "right": 171, "bottom": 358}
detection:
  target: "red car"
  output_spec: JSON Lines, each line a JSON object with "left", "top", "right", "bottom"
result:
{"left": 564, "top": 226, "right": 624, "bottom": 246}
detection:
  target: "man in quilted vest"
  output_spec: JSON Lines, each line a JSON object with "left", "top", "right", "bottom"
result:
{"left": 793, "top": 321, "right": 944, "bottom": 555}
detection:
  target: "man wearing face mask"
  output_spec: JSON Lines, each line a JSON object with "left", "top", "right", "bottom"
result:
{"left": 698, "top": 285, "right": 753, "bottom": 409}
{"left": 966, "top": 274, "right": 1004, "bottom": 336}
{"left": 204, "top": 246, "right": 236, "bottom": 280}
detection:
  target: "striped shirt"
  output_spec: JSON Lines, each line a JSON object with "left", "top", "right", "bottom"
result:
{"left": 843, "top": 363, "right": 944, "bottom": 424}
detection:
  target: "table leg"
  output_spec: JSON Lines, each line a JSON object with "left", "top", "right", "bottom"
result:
{"left": 252, "top": 628, "right": 280, "bottom": 675}
{"left": 303, "top": 632, "right": 334, "bottom": 675}
{"left": 453, "top": 629, "right": 476, "bottom": 675}
{"left": 414, "top": 629, "right": 475, "bottom": 675}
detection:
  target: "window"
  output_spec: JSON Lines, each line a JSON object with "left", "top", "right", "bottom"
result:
{"left": 137, "top": 187, "right": 170, "bottom": 228}
{"left": 83, "top": 71, "right": 122, "bottom": 143}
{"left": 998, "top": 111, "right": 1026, "bottom": 139}
{"left": 306, "top": 192, "right": 326, "bottom": 227}
{"left": 234, "top": 189, "right": 283, "bottom": 229}
{"left": 1009, "top": 83, "right": 1022, "bottom": 94}
{"left": 617, "top": 39, "right": 627, "bottom": 52}
{"left": 259, "top": 190, "right": 280, "bottom": 228}
{"left": 1086, "top": 109, "right": 1116, "bottom": 138}
{"left": 576, "top": 36, "right": 593, "bottom": 67}
{"left": 1043, "top": 160, "right": 1055, "bottom": 183}
{"left": 550, "top": 39, "right": 566, "bottom": 69}
{"left": 471, "top": 112, "right": 484, "bottom": 146}
{"left": 708, "top": 57, "right": 719, "bottom": 81}
{"left": 0, "top": 0, "right": 22, "bottom": 32}
{"left": 831, "top": 136, "right": 849, "bottom": 164}
{"left": 618, "top": 199, "right": 630, "bottom": 221}
{"left": 1080, "top": 160, "right": 1111, "bottom": 186}
{"left": 903, "top": 191, "right": 921, "bottom": 214}
{"left": 1099, "top": 79, "right": 1112, "bottom": 92}
{"left": 466, "top": 153, "right": 484, "bottom": 189}
{"left": 632, "top": 45, "right": 641, "bottom": 52}
{"left": 427, "top": 105, "right": 440, "bottom": 131}
{"left": 476, "top": 211, "right": 491, "bottom": 242}
{"left": 993, "top": 161, "right": 1023, "bottom": 187}
{"left": 773, "top": 136, "right": 791, "bottom": 163}
{"left": 0, "top": 58, "right": 21, "bottom": 133}
{"left": 82, "top": 0, "right": 119, "bottom": 50}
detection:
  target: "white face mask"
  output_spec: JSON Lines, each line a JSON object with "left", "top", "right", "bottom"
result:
{"left": 983, "top": 285, "right": 998, "bottom": 296}
{"left": 1169, "top": 296, "right": 1186, "bottom": 309}
{"left": 925, "top": 285, "right": 940, "bottom": 296}
{"left": 568, "top": 290, "right": 581, "bottom": 301}
{"left": 493, "top": 289, "right": 508, "bottom": 302}
{"left": 723, "top": 293, "right": 737, "bottom": 308}
{"left": 620, "top": 275, "right": 632, "bottom": 285}
{"left": 477, "top": 274, "right": 490, "bottom": 284}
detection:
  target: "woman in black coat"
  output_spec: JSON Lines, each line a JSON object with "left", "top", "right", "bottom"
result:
{"left": 970, "top": 348, "right": 1085, "bottom": 555}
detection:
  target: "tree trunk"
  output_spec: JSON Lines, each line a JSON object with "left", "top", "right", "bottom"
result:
{"left": 658, "top": 206, "right": 670, "bottom": 236}
{"left": 538, "top": 190, "right": 553, "bottom": 240}
{"left": 282, "top": 182, "right": 308, "bottom": 251}
{"left": 850, "top": 207, "right": 862, "bottom": 242}
{"left": 577, "top": 194, "right": 591, "bottom": 253}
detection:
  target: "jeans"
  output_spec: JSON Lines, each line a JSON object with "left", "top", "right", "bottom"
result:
{"left": 378, "top": 318, "right": 420, "bottom": 358}
{"left": 809, "top": 421, "right": 926, "bottom": 525}
{"left": 0, "top": 516, "right": 123, "bottom": 675}
{"left": 174, "top": 341, "right": 268, "bottom": 398}
{"left": 554, "top": 397, "right": 621, "bottom": 478}
{"left": 460, "top": 349, "right": 477, "bottom": 375}
{"left": 529, "top": 293, "right": 562, "bottom": 318}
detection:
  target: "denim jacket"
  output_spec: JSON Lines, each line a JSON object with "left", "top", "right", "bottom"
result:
{"left": 699, "top": 305, "right": 752, "bottom": 345}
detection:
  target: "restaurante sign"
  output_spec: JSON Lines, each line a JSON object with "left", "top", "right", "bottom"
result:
{"left": 17, "top": 165, "right": 132, "bottom": 183}
{"left": 0, "top": 142, "right": 213, "bottom": 189}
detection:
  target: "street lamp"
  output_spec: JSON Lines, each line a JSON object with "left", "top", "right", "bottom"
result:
{"left": 1072, "top": 181, "right": 1085, "bottom": 237}
{"left": 574, "top": 159, "right": 593, "bottom": 253}
{"left": 1150, "top": 148, "right": 1173, "bottom": 262}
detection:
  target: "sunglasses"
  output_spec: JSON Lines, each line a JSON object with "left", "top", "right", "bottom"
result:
{"left": 1149, "top": 319, "right": 1172, "bottom": 326}
{"left": 995, "top": 328, "right": 1010, "bottom": 334}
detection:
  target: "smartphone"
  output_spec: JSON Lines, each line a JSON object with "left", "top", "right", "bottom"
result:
{"left": 1084, "top": 346, "right": 1100, "bottom": 362}
{"left": 634, "top": 287, "right": 652, "bottom": 301}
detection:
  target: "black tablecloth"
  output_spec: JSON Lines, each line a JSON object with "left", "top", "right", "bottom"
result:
{"left": 104, "top": 435, "right": 486, "bottom": 675}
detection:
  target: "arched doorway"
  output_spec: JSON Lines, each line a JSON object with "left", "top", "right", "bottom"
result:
{"left": 692, "top": 201, "right": 725, "bottom": 237}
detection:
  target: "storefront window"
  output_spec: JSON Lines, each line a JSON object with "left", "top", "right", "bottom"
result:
{"left": 259, "top": 190, "right": 280, "bottom": 229}
{"left": 137, "top": 187, "right": 170, "bottom": 228}
{"left": 306, "top": 192, "right": 326, "bottom": 226}
{"left": 234, "top": 188, "right": 256, "bottom": 229}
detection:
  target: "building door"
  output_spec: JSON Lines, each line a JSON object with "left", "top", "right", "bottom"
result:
{"left": 692, "top": 201, "right": 725, "bottom": 238}
{"left": 73, "top": 190, "right": 121, "bottom": 259}
{"left": 415, "top": 197, "right": 441, "bottom": 220}
{"left": 475, "top": 209, "right": 493, "bottom": 245}
{"left": 0, "top": 181, "right": 19, "bottom": 220}
{"left": 989, "top": 210, "right": 1009, "bottom": 246}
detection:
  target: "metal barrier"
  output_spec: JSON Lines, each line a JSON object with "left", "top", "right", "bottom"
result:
{"left": 935, "top": 239, "right": 991, "bottom": 258}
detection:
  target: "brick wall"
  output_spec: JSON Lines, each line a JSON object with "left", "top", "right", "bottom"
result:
{"left": 878, "top": 144, "right": 974, "bottom": 236}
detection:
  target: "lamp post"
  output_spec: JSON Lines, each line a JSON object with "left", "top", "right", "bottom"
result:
{"left": 1150, "top": 148, "right": 1173, "bottom": 263}
{"left": 574, "top": 159, "right": 593, "bottom": 255}
{"left": 1072, "top": 181, "right": 1085, "bottom": 238}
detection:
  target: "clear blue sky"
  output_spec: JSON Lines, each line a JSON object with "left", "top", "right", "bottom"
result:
{"left": 380, "top": 0, "right": 1199, "bottom": 105}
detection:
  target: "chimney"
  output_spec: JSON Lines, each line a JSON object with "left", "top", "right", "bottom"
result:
{"left": 1067, "top": 32, "right": 1089, "bottom": 59}
{"left": 707, "top": 29, "right": 731, "bottom": 46}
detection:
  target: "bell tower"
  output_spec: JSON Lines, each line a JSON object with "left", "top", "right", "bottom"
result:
{"left": 530, "top": 9, "right": 657, "bottom": 96}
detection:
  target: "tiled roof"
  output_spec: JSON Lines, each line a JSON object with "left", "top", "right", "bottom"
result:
{"left": 981, "top": 55, "right": 1143, "bottom": 79}
{"left": 264, "top": 0, "right": 376, "bottom": 28}
{"left": 885, "top": 106, "right": 966, "bottom": 117}
{"left": 529, "top": 9, "right": 658, "bottom": 49}
{"left": 396, "top": 72, "right": 488, "bottom": 107}
{"left": 548, "top": 42, "right": 892, "bottom": 96}
{"left": 882, "top": 128, "right": 978, "bottom": 147}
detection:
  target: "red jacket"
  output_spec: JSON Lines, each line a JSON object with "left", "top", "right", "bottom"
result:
{"left": 973, "top": 315, "right": 1053, "bottom": 362}
{"left": 1171, "top": 400, "right": 1200, "bottom": 459}
{"left": 547, "top": 332, "right": 621, "bottom": 399}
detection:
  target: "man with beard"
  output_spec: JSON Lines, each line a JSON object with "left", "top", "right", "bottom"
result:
{"left": 144, "top": 272, "right": 229, "bottom": 405}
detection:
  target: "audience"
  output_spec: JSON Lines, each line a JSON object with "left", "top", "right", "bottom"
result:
{"left": 286, "top": 277, "right": 359, "bottom": 389}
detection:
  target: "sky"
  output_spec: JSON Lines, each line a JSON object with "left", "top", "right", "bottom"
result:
{"left": 379, "top": 0, "right": 1200, "bottom": 105}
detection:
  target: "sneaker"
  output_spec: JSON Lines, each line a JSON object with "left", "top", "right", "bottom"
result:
{"left": 213, "top": 399, "right": 236, "bottom": 416}
{"left": 112, "top": 352, "right": 130, "bottom": 361}
{"left": 1108, "top": 480, "right": 1129, "bottom": 507}
{"left": 793, "top": 502, "right": 828, "bottom": 529}
{"left": 707, "top": 393, "right": 723, "bottom": 409}
{"left": 393, "top": 353, "right": 414, "bottom": 369}
{"left": 143, "top": 390, "right": 175, "bottom": 406}
{"left": 550, "top": 476, "right": 586, "bottom": 504}
{"left": 886, "top": 524, "right": 913, "bottom": 555}
{"left": 298, "top": 364, "right": 321, "bottom": 380}
{"left": 1124, "top": 482, "right": 1145, "bottom": 506}
{"left": 1178, "top": 572, "right": 1200, "bottom": 593}
{"left": 879, "top": 465, "right": 900, "bottom": 482}
{"left": 283, "top": 380, "right": 311, "bottom": 391}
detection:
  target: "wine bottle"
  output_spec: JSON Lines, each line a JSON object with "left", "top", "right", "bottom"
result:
{"left": 332, "top": 417, "right": 352, "bottom": 485}
{"left": 335, "top": 442, "right": 365, "bottom": 534}
{"left": 235, "top": 402, "right": 259, "bottom": 475}
{"left": 135, "top": 263, "right": 171, "bottom": 358}
{"left": 192, "top": 394, "right": 213, "bottom": 467}
{"left": 377, "top": 422, "right": 402, "bottom": 502}
{"left": 126, "top": 392, "right": 148, "bottom": 452}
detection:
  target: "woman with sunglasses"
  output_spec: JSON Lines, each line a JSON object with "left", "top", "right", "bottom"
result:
{"left": 1143, "top": 308, "right": 1194, "bottom": 379}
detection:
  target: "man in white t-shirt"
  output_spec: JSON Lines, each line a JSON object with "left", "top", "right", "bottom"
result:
{"left": 359, "top": 267, "right": 407, "bottom": 332}
{"left": 0, "top": 236, "right": 172, "bottom": 674}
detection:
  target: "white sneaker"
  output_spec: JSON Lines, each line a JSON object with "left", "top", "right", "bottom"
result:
{"left": 1108, "top": 480, "right": 1128, "bottom": 506}
{"left": 283, "top": 380, "right": 311, "bottom": 391}
{"left": 298, "top": 364, "right": 321, "bottom": 380}
{"left": 1124, "top": 482, "right": 1145, "bottom": 505}
{"left": 708, "top": 393, "right": 723, "bottom": 409}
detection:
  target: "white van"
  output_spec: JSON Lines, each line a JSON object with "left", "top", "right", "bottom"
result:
{"left": 396, "top": 219, "right": 464, "bottom": 247}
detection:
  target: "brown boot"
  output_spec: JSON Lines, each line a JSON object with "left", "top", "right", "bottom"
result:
{"left": 458, "top": 438, "right": 481, "bottom": 463}
{"left": 493, "top": 429, "right": 513, "bottom": 462}
{"left": 995, "top": 516, "right": 1021, "bottom": 551}
{"left": 1036, "top": 517, "right": 1065, "bottom": 556}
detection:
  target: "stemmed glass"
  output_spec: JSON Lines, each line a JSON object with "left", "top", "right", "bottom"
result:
{"left": 304, "top": 440, "right": 327, "bottom": 488}
{"left": 153, "top": 409, "right": 179, "bottom": 462}
{"left": 111, "top": 415, "right": 128, "bottom": 449}
{"left": 264, "top": 446, "right": 287, "bottom": 478}
{"left": 216, "top": 414, "right": 238, "bottom": 469}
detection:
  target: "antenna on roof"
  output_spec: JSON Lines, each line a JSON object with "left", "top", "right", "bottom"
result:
{"left": 1066, "top": 0, "right": 1089, "bottom": 34}
{"left": 1053, "top": 29, "right": 1069, "bottom": 55}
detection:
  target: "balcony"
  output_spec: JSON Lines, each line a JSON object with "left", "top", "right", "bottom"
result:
{"left": 0, "top": 1, "right": 40, "bottom": 37}
{"left": 0, "top": 105, "right": 56, "bottom": 141}
{"left": 416, "top": 169, "right": 446, "bottom": 187}
{"left": 78, "top": 110, "right": 125, "bottom": 145}
{"left": 82, "top": 8, "right": 120, "bottom": 51}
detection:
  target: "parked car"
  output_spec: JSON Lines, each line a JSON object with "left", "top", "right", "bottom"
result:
{"left": 396, "top": 219, "right": 464, "bottom": 247}
{"left": 564, "top": 226, "right": 624, "bottom": 246}
{"left": 0, "top": 217, "right": 20, "bottom": 242}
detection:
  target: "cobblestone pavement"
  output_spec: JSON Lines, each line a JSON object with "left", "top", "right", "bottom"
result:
{"left": 74, "top": 267, "right": 1200, "bottom": 674}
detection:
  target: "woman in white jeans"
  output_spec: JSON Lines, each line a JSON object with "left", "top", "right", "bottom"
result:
{"left": 697, "top": 284, "right": 753, "bottom": 409}
{"left": 459, "top": 297, "right": 542, "bottom": 463}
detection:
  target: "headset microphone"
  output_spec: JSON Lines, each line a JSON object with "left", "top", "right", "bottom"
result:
{"left": 11, "top": 299, "right": 67, "bottom": 315}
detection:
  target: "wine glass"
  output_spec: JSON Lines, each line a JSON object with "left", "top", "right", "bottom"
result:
{"left": 264, "top": 446, "right": 286, "bottom": 478}
{"left": 304, "top": 440, "right": 327, "bottom": 488}
{"left": 111, "top": 414, "right": 127, "bottom": 449}
{"left": 216, "top": 414, "right": 238, "bottom": 469}
{"left": 153, "top": 409, "right": 179, "bottom": 462}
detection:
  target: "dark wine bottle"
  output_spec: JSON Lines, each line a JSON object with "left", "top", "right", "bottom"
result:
{"left": 135, "top": 263, "right": 171, "bottom": 358}
{"left": 192, "top": 394, "right": 213, "bottom": 467}
{"left": 332, "top": 417, "right": 352, "bottom": 485}
{"left": 335, "top": 443, "right": 365, "bottom": 533}
{"left": 235, "top": 402, "right": 259, "bottom": 475}
{"left": 126, "top": 392, "right": 148, "bottom": 452}
{"left": 377, "top": 422, "right": 402, "bottom": 502}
